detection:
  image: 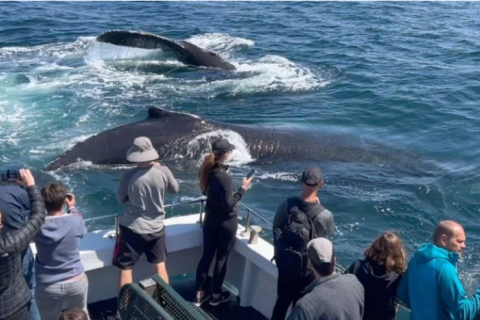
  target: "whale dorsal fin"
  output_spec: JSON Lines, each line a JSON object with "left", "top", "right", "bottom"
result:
{"left": 148, "top": 107, "right": 171, "bottom": 119}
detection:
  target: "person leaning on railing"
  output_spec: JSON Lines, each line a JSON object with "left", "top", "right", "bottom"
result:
{"left": 0, "top": 169, "right": 47, "bottom": 320}
{"left": 194, "top": 138, "right": 252, "bottom": 307}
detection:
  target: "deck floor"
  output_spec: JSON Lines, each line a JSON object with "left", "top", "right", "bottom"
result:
{"left": 88, "top": 275, "right": 268, "bottom": 320}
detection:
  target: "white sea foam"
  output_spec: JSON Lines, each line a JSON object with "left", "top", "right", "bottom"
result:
{"left": 173, "top": 195, "right": 206, "bottom": 204}
{"left": 0, "top": 36, "right": 95, "bottom": 59}
{"left": 186, "top": 129, "right": 254, "bottom": 166}
{"left": 186, "top": 33, "right": 254, "bottom": 54}
{"left": 35, "top": 63, "right": 75, "bottom": 72}
{"left": 42, "top": 134, "right": 95, "bottom": 152}
{"left": 256, "top": 172, "right": 299, "bottom": 182}
{"left": 70, "top": 161, "right": 135, "bottom": 171}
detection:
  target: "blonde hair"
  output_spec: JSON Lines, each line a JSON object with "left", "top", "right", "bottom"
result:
{"left": 199, "top": 152, "right": 222, "bottom": 193}
{"left": 364, "top": 231, "right": 406, "bottom": 274}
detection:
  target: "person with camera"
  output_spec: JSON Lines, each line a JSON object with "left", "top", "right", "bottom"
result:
{"left": 114, "top": 136, "right": 179, "bottom": 293}
{"left": 0, "top": 170, "right": 41, "bottom": 320}
{"left": 34, "top": 183, "right": 89, "bottom": 320}
{"left": 0, "top": 169, "right": 47, "bottom": 320}
{"left": 194, "top": 138, "right": 253, "bottom": 307}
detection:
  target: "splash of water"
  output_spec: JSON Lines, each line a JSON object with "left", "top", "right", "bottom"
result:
{"left": 186, "top": 129, "right": 254, "bottom": 166}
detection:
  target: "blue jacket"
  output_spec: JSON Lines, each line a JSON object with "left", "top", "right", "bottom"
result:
{"left": 397, "top": 243, "right": 480, "bottom": 320}
{"left": 0, "top": 185, "right": 30, "bottom": 229}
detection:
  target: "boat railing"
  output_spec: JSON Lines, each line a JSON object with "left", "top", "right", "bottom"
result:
{"left": 83, "top": 196, "right": 270, "bottom": 233}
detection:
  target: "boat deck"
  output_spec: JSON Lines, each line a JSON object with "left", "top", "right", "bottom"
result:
{"left": 88, "top": 275, "right": 268, "bottom": 320}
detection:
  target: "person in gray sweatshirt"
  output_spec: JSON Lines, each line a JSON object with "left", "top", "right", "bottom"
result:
{"left": 34, "top": 183, "right": 88, "bottom": 320}
{"left": 287, "top": 238, "right": 364, "bottom": 320}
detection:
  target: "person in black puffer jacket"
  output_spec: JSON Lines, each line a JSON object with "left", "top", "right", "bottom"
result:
{"left": 345, "top": 231, "right": 407, "bottom": 320}
{"left": 0, "top": 169, "right": 46, "bottom": 320}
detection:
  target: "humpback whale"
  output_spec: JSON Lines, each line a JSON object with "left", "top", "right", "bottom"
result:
{"left": 96, "top": 30, "right": 236, "bottom": 71}
{"left": 46, "top": 107, "right": 425, "bottom": 174}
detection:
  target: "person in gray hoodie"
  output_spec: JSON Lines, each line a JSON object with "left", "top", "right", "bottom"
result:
{"left": 34, "top": 183, "right": 88, "bottom": 320}
{"left": 288, "top": 238, "right": 364, "bottom": 320}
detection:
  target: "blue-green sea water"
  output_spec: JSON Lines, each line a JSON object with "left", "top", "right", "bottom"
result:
{"left": 1, "top": 2, "right": 480, "bottom": 292}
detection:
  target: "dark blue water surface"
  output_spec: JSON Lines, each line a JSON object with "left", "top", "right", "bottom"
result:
{"left": 2, "top": 2, "right": 480, "bottom": 292}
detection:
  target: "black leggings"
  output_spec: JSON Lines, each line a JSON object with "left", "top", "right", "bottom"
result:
{"left": 195, "top": 216, "right": 238, "bottom": 294}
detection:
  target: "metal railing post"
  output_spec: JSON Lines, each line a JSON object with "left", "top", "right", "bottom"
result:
{"left": 199, "top": 199, "right": 204, "bottom": 226}
{"left": 115, "top": 216, "right": 119, "bottom": 239}
{"left": 240, "top": 210, "right": 252, "bottom": 237}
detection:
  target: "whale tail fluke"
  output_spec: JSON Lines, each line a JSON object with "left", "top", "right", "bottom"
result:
{"left": 96, "top": 30, "right": 236, "bottom": 71}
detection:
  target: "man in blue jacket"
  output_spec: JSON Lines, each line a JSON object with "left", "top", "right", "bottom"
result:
{"left": 397, "top": 220, "right": 480, "bottom": 320}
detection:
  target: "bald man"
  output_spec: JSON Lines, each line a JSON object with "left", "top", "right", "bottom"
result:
{"left": 397, "top": 221, "right": 480, "bottom": 320}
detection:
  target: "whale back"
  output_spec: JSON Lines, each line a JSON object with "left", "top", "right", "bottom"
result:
{"left": 46, "top": 107, "right": 209, "bottom": 170}
{"left": 147, "top": 107, "right": 174, "bottom": 119}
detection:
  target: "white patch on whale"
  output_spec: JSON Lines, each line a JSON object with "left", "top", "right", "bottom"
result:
{"left": 186, "top": 129, "right": 255, "bottom": 166}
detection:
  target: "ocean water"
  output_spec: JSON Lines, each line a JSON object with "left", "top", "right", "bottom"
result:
{"left": 1, "top": 2, "right": 480, "bottom": 293}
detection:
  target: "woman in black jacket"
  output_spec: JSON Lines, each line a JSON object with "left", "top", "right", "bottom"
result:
{"left": 0, "top": 169, "right": 46, "bottom": 320}
{"left": 194, "top": 138, "right": 252, "bottom": 307}
{"left": 345, "top": 231, "right": 406, "bottom": 320}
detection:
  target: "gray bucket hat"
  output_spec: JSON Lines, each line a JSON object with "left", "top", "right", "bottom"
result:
{"left": 126, "top": 137, "right": 159, "bottom": 163}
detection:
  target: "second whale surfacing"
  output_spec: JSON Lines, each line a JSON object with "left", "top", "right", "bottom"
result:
{"left": 96, "top": 30, "right": 237, "bottom": 71}
{"left": 46, "top": 107, "right": 428, "bottom": 175}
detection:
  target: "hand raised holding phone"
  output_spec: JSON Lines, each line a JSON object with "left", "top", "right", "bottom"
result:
{"left": 17, "top": 169, "right": 35, "bottom": 187}
{"left": 242, "top": 169, "right": 255, "bottom": 190}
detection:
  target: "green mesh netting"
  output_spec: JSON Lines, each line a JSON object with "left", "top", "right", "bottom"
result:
{"left": 119, "top": 283, "right": 174, "bottom": 320}
{"left": 151, "top": 275, "right": 213, "bottom": 320}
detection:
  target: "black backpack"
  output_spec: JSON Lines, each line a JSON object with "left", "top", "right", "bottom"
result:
{"left": 273, "top": 197, "right": 325, "bottom": 279}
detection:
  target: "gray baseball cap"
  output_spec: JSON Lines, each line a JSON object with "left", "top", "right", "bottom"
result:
{"left": 307, "top": 238, "right": 334, "bottom": 268}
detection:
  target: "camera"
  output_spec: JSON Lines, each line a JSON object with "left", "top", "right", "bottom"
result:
{"left": 0, "top": 170, "right": 21, "bottom": 183}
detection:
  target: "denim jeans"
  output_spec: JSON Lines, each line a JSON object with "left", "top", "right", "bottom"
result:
{"left": 35, "top": 274, "right": 89, "bottom": 320}
{"left": 21, "top": 247, "right": 40, "bottom": 320}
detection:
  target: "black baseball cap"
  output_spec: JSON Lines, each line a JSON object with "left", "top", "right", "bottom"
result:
{"left": 211, "top": 138, "right": 235, "bottom": 155}
{"left": 301, "top": 166, "right": 323, "bottom": 186}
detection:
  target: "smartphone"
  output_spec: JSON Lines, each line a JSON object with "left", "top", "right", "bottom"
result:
{"left": 0, "top": 170, "right": 21, "bottom": 183}
{"left": 245, "top": 168, "right": 256, "bottom": 179}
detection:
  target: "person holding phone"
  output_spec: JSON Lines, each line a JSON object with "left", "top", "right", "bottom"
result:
{"left": 34, "top": 183, "right": 89, "bottom": 320}
{"left": 0, "top": 169, "right": 47, "bottom": 320}
{"left": 0, "top": 170, "right": 41, "bottom": 320}
{"left": 194, "top": 138, "right": 253, "bottom": 307}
